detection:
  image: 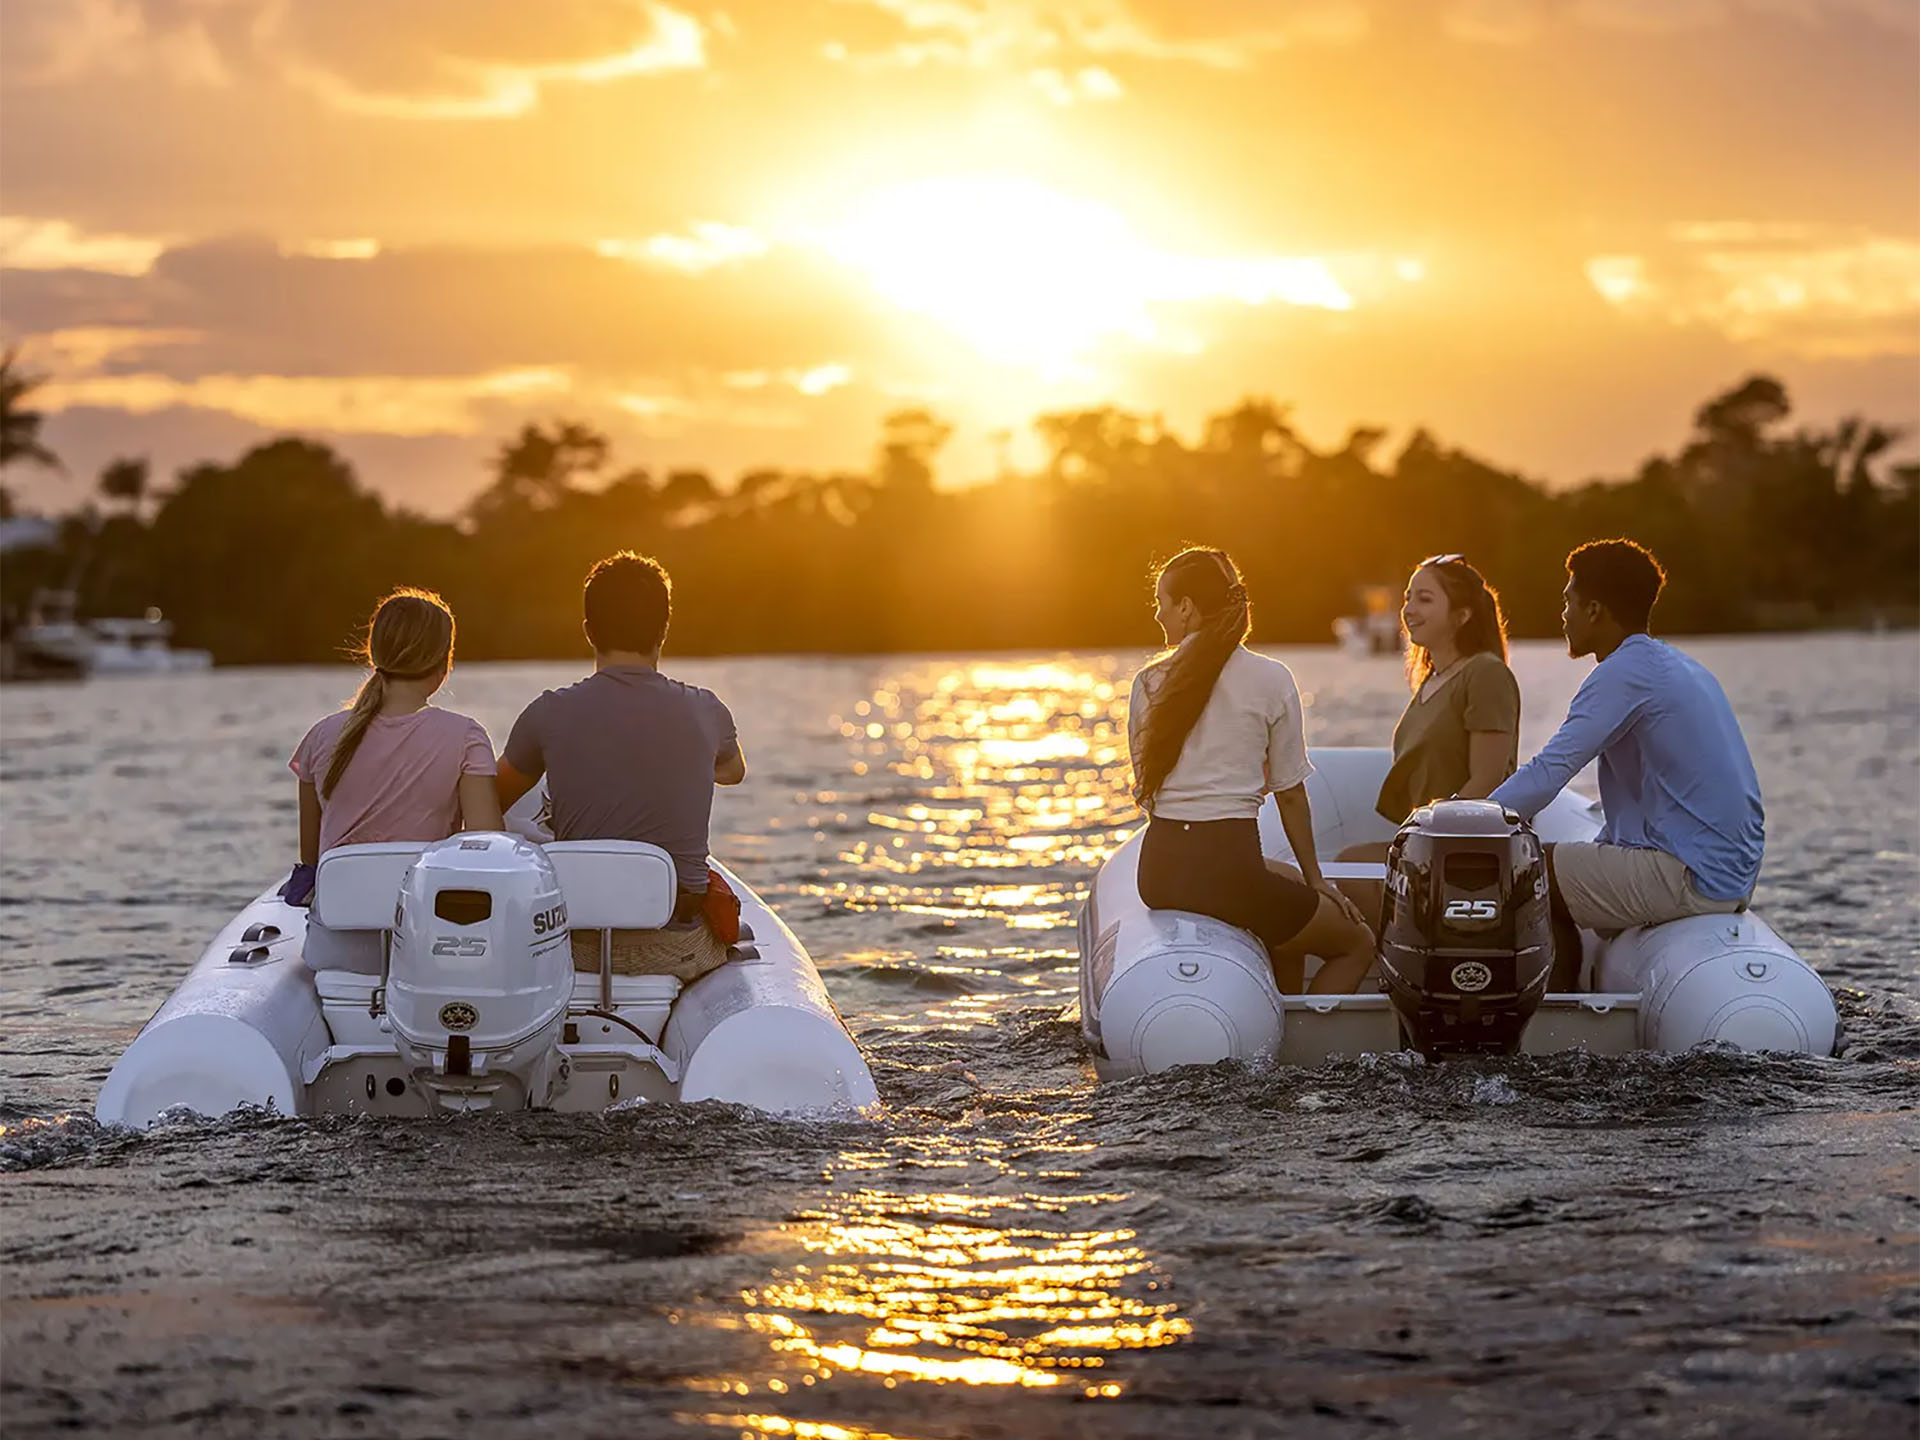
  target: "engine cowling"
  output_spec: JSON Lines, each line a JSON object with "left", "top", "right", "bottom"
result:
{"left": 387, "top": 833, "right": 574, "bottom": 1109}
{"left": 1377, "top": 799, "right": 1554, "bottom": 1059}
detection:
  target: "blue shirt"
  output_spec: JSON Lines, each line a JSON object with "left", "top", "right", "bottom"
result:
{"left": 1490, "top": 635, "right": 1763, "bottom": 900}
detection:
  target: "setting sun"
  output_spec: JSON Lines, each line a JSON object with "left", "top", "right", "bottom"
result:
{"left": 809, "top": 175, "right": 1352, "bottom": 375}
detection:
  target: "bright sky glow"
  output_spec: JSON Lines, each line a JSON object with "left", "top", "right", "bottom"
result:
{"left": 809, "top": 176, "right": 1353, "bottom": 374}
{"left": 0, "top": 0, "right": 1913, "bottom": 511}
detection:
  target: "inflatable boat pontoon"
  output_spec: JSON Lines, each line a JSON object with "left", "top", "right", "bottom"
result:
{"left": 97, "top": 796, "right": 877, "bottom": 1127}
{"left": 1080, "top": 748, "right": 1837, "bottom": 1077}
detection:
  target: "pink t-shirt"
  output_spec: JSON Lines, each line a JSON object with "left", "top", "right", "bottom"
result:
{"left": 290, "top": 705, "right": 497, "bottom": 856}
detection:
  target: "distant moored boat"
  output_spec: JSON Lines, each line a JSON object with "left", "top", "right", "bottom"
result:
{"left": 1332, "top": 584, "right": 1404, "bottom": 657}
{"left": 12, "top": 591, "right": 211, "bottom": 677}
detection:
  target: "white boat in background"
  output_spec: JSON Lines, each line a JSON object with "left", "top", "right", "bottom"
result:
{"left": 96, "top": 788, "right": 877, "bottom": 1127}
{"left": 13, "top": 592, "right": 211, "bottom": 676}
{"left": 1332, "top": 584, "right": 1404, "bottom": 657}
{"left": 1080, "top": 747, "right": 1837, "bottom": 1076}
{"left": 85, "top": 614, "right": 212, "bottom": 674}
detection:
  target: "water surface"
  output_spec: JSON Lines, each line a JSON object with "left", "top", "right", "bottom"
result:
{"left": 2, "top": 637, "right": 1915, "bottom": 1437}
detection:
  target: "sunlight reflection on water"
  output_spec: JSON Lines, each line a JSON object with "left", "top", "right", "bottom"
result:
{"left": 3, "top": 642, "right": 1915, "bottom": 1435}
{"left": 683, "top": 659, "right": 1197, "bottom": 1437}
{"left": 709, "top": 1179, "right": 1186, "bottom": 1435}
{"left": 829, "top": 657, "right": 1137, "bottom": 896}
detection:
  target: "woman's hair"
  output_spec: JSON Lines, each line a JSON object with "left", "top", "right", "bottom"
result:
{"left": 322, "top": 588, "right": 455, "bottom": 799}
{"left": 1132, "top": 547, "right": 1251, "bottom": 811}
{"left": 1405, "top": 557, "right": 1509, "bottom": 691}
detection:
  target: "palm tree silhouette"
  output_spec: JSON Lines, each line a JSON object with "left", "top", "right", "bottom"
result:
{"left": 0, "top": 349, "right": 62, "bottom": 475}
{"left": 98, "top": 457, "right": 150, "bottom": 512}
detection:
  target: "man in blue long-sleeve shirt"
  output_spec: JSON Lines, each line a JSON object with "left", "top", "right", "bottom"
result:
{"left": 1491, "top": 540, "right": 1763, "bottom": 982}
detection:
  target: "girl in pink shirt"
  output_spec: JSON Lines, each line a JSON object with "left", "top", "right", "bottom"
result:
{"left": 283, "top": 589, "right": 503, "bottom": 969}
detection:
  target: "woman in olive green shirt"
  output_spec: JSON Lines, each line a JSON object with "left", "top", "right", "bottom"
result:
{"left": 1337, "top": 555, "right": 1520, "bottom": 914}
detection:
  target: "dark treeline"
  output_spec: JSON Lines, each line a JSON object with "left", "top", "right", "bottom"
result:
{"left": 2, "top": 365, "right": 1914, "bottom": 663}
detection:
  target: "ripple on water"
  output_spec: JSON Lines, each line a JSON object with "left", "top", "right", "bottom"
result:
{"left": 1, "top": 641, "right": 1916, "bottom": 1436}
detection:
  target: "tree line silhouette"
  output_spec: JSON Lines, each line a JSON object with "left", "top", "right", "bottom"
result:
{"left": 2, "top": 354, "right": 1913, "bottom": 664}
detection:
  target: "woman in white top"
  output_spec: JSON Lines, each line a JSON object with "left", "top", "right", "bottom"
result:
{"left": 1129, "top": 548, "right": 1375, "bottom": 993}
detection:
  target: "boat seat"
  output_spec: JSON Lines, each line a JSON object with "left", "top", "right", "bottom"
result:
{"left": 544, "top": 840, "right": 678, "bottom": 930}
{"left": 315, "top": 842, "right": 430, "bottom": 931}
{"left": 1318, "top": 862, "right": 1389, "bottom": 882}
{"left": 314, "top": 969, "right": 387, "bottom": 1046}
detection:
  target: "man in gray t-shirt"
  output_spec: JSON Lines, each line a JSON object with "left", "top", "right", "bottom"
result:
{"left": 497, "top": 553, "right": 746, "bottom": 896}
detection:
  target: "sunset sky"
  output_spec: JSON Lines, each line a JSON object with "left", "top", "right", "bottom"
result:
{"left": 3, "top": 0, "right": 1916, "bottom": 514}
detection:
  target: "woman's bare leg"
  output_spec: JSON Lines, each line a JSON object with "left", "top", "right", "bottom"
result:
{"left": 1260, "top": 856, "right": 1377, "bottom": 992}
{"left": 1266, "top": 949, "right": 1306, "bottom": 994}
{"left": 1257, "top": 861, "right": 1309, "bottom": 990}
{"left": 1268, "top": 893, "right": 1376, "bottom": 994}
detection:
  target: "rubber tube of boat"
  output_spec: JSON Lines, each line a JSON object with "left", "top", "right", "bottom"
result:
{"left": 96, "top": 896, "right": 330, "bottom": 1128}
{"left": 1083, "top": 839, "right": 1286, "bottom": 1077}
{"left": 662, "top": 870, "right": 880, "bottom": 1114}
{"left": 1597, "top": 911, "right": 1837, "bottom": 1055}
{"left": 1095, "top": 912, "right": 1284, "bottom": 1075}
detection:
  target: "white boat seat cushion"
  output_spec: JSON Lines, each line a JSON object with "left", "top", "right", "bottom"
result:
{"left": 314, "top": 969, "right": 383, "bottom": 1003}
{"left": 313, "top": 968, "right": 387, "bottom": 1046}
{"left": 314, "top": 842, "right": 430, "bottom": 931}
{"left": 544, "top": 840, "right": 678, "bottom": 930}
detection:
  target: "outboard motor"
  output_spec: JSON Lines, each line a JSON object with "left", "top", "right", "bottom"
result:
{"left": 1377, "top": 800, "right": 1553, "bottom": 1059}
{"left": 386, "top": 833, "right": 574, "bottom": 1111}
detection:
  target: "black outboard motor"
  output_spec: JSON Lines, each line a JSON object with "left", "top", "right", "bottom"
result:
{"left": 1377, "top": 800, "right": 1554, "bottom": 1059}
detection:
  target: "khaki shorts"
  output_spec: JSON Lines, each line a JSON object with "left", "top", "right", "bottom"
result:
{"left": 1551, "top": 842, "right": 1747, "bottom": 935}
{"left": 570, "top": 923, "right": 733, "bottom": 983}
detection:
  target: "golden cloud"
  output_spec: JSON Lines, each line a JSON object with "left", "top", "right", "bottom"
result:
{"left": 35, "top": 367, "right": 578, "bottom": 436}
{"left": 7, "top": 0, "right": 233, "bottom": 88}
{"left": 0, "top": 216, "right": 170, "bottom": 276}
{"left": 281, "top": 3, "right": 705, "bottom": 120}
{"left": 1588, "top": 227, "right": 1920, "bottom": 355}
{"left": 831, "top": 0, "right": 1370, "bottom": 73}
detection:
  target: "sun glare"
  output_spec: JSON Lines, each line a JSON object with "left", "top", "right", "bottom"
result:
{"left": 811, "top": 176, "right": 1352, "bottom": 374}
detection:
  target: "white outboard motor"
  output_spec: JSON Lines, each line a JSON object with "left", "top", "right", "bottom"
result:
{"left": 386, "top": 833, "right": 574, "bottom": 1111}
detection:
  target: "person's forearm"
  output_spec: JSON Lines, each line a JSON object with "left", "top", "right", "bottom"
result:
{"left": 1490, "top": 752, "right": 1581, "bottom": 818}
{"left": 459, "top": 773, "right": 505, "bottom": 832}
{"left": 1275, "top": 788, "right": 1323, "bottom": 886}
{"left": 1492, "top": 675, "right": 1637, "bottom": 817}
{"left": 1491, "top": 719, "right": 1605, "bottom": 814}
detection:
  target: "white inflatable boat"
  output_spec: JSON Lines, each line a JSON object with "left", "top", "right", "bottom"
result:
{"left": 97, "top": 802, "right": 878, "bottom": 1127}
{"left": 1080, "top": 748, "right": 1837, "bottom": 1077}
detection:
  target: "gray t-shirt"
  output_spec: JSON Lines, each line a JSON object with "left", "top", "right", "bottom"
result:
{"left": 503, "top": 665, "right": 736, "bottom": 891}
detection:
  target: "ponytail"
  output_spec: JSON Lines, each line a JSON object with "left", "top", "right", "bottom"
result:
{"left": 1132, "top": 548, "right": 1251, "bottom": 811}
{"left": 321, "top": 672, "right": 388, "bottom": 799}
{"left": 320, "top": 588, "right": 455, "bottom": 799}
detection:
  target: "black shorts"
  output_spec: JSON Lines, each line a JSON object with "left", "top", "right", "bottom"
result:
{"left": 1137, "top": 815, "right": 1319, "bottom": 952}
